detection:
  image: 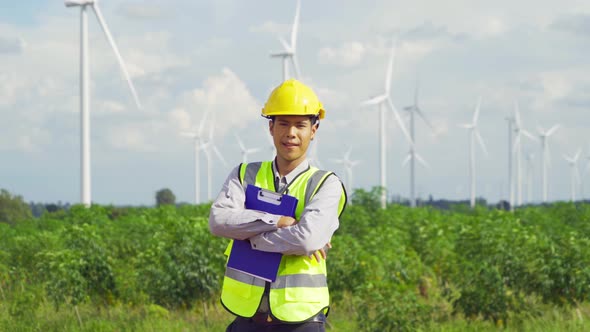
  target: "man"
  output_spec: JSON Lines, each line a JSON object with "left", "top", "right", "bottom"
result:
{"left": 209, "top": 79, "right": 347, "bottom": 331}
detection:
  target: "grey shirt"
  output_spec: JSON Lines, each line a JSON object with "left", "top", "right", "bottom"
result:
{"left": 209, "top": 159, "right": 344, "bottom": 257}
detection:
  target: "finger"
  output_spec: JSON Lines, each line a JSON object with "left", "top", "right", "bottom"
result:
{"left": 319, "top": 248, "right": 327, "bottom": 260}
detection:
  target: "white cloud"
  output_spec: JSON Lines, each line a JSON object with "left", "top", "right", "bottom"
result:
{"left": 179, "top": 67, "right": 261, "bottom": 138}
{"left": 318, "top": 41, "right": 365, "bottom": 66}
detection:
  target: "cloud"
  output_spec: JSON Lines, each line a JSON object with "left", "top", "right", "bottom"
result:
{"left": 550, "top": 13, "right": 590, "bottom": 36}
{"left": 177, "top": 67, "right": 261, "bottom": 138}
{"left": 317, "top": 41, "right": 365, "bottom": 66}
{"left": 119, "top": 4, "right": 169, "bottom": 20}
{"left": 249, "top": 21, "right": 290, "bottom": 36}
{"left": 0, "top": 36, "right": 25, "bottom": 54}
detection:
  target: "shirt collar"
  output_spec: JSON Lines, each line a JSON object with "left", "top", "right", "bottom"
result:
{"left": 272, "top": 158, "right": 310, "bottom": 184}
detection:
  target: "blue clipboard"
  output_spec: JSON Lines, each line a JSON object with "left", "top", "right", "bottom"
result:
{"left": 226, "top": 184, "right": 298, "bottom": 282}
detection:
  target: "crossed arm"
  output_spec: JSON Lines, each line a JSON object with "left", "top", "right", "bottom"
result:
{"left": 209, "top": 166, "right": 343, "bottom": 260}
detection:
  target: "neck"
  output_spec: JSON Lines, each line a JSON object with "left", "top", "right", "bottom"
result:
{"left": 275, "top": 156, "right": 305, "bottom": 177}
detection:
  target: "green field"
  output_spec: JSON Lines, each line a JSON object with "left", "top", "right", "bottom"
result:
{"left": 1, "top": 189, "right": 590, "bottom": 331}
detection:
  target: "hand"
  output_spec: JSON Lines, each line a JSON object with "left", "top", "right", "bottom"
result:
{"left": 310, "top": 242, "right": 332, "bottom": 263}
{"left": 277, "top": 216, "right": 298, "bottom": 228}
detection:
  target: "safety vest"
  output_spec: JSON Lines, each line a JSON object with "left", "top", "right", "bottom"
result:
{"left": 220, "top": 161, "right": 347, "bottom": 322}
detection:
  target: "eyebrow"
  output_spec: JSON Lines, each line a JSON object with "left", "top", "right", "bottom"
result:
{"left": 277, "top": 119, "right": 309, "bottom": 125}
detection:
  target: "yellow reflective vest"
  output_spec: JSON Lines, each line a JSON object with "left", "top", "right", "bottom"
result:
{"left": 220, "top": 161, "right": 347, "bottom": 322}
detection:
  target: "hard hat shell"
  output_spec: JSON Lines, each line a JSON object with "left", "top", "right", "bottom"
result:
{"left": 262, "top": 79, "right": 325, "bottom": 120}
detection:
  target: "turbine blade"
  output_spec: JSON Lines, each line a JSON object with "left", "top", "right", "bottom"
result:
{"left": 213, "top": 145, "right": 228, "bottom": 166}
{"left": 521, "top": 129, "right": 538, "bottom": 142}
{"left": 513, "top": 101, "right": 521, "bottom": 128}
{"left": 415, "top": 153, "right": 430, "bottom": 169}
{"left": 234, "top": 133, "right": 246, "bottom": 151}
{"left": 475, "top": 129, "right": 488, "bottom": 156}
{"left": 472, "top": 96, "right": 482, "bottom": 124}
{"left": 360, "top": 94, "right": 387, "bottom": 107}
{"left": 546, "top": 124, "right": 560, "bottom": 136}
{"left": 278, "top": 36, "right": 291, "bottom": 52}
{"left": 92, "top": 4, "right": 141, "bottom": 109}
{"left": 574, "top": 149, "right": 581, "bottom": 161}
{"left": 385, "top": 38, "right": 397, "bottom": 93}
{"left": 198, "top": 108, "right": 212, "bottom": 135}
{"left": 387, "top": 97, "right": 413, "bottom": 145}
{"left": 291, "top": 0, "right": 301, "bottom": 50}
{"left": 415, "top": 107, "right": 434, "bottom": 130}
{"left": 401, "top": 154, "right": 411, "bottom": 167}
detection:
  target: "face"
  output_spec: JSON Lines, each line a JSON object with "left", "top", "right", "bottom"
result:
{"left": 269, "top": 115, "right": 318, "bottom": 165}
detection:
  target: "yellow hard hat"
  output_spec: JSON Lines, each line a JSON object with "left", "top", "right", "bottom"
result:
{"left": 262, "top": 79, "right": 325, "bottom": 120}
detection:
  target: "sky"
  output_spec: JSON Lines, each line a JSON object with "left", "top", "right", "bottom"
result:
{"left": 1, "top": 0, "right": 590, "bottom": 206}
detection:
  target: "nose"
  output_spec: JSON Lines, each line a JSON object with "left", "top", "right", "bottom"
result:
{"left": 286, "top": 125, "right": 297, "bottom": 138}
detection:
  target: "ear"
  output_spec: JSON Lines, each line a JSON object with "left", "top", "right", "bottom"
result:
{"left": 310, "top": 122, "right": 318, "bottom": 140}
{"left": 269, "top": 120, "right": 274, "bottom": 136}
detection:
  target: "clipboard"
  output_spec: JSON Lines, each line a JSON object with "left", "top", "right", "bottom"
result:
{"left": 226, "top": 184, "right": 298, "bottom": 282}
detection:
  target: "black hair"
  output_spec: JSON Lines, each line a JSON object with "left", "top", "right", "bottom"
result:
{"left": 266, "top": 115, "right": 320, "bottom": 128}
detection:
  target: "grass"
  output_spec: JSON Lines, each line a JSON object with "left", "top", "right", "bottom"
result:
{"left": 1, "top": 298, "right": 589, "bottom": 331}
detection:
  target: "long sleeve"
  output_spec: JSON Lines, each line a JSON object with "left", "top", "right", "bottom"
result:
{"left": 209, "top": 166, "right": 281, "bottom": 240}
{"left": 249, "top": 174, "right": 343, "bottom": 256}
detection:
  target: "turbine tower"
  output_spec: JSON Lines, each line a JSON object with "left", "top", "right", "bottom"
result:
{"left": 563, "top": 149, "right": 581, "bottom": 202}
{"left": 458, "top": 97, "right": 488, "bottom": 209}
{"left": 65, "top": 0, "right": 141, "bottom": 206}
{"left": 180, "top": 109, "right": 211, "bottom": 204}
{"left": 402, "top": 78, "right": 434, "bottom": 208}
{"left": 505, "top": 114, "right": 515, "bottom": 209}
{"left": 360, "top": 38, "right": 413, "bottom": 209}
{"left": 270, "top": 0, "right": 301, "bottom": 81}
{"left": 525, "top": 152, "right": 535, "bottom": 204}
{"left": 538, "top": 124, "right": 560, "bottom": 203}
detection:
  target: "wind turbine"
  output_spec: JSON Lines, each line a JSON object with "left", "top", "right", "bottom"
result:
{"left": 505, "top": 114, "right": 515, "bottom": 209}
{"left": 402, "top": 78, "right": 435, "bottom": 208}
{"left": 330, "top": 148, "right": 361, "bottom": 192}
{"left": 512, "top": 101, "right": 537, "bottom": 207}
{"left": 563, "top": 149, "right": 581, "bottom": 202}
{"left": 360, "top": 38, "right": 413, "bottom": 209}
{"left": 270, "top": 0, "right": 301, "bottom": 81}
{"left": 458, "top": 97, "right": 488, "bottom": 209}
{"left": 202, "top": 114, "right": 228, "bottom": 201}
{"left": 538, "top": 124, "right": 560, "bottom": 203}
{"left": 65, "top": 0, "right": 142, "bottom": 206}
{"left": 180, "top": 109, "right": 211, "bottom": 204}
{"left": 234, "top": 134, "right": 261, "bottom": 163}
{"left": 308, "top": 138, "right": 323, "bottom": 169}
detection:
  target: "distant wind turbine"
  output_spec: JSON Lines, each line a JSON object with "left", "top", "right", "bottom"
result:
{"left": 538, "top": 124, "right": 560, "bottom": 203}
{"left": 458, "top": 97, "right": 488, "bottom": 209}
{"left": 234, "top": 134, "right": 260, "bottom": 163}
{"left": 180, "top": 109, "right": 211, "bottom": 204}
{"left": 308, "top": 138, "right": 323, "bottom": 169}
{"left": 402, "top": 78, "right": 435, "bottom": 208}
{"left": 65, "top": 0, "right": 142, "bottom": 206}
{"left": 360, "top": 38, "right": 413, "bottom": 209}
{"left": 270, "top": 0, "right": 301, "bottom": 81}
{"left": 505, "top": 114, "right": 515, "bottom": 209}
{"left": 202, "top": 114, "right": 228, "bottom": 201}
{"left": 330, "top": 148, "right": 361, "bottom": 191}
{"left": 563, "top": 149, "right": 581, "bottom": 202}
{"left": 512, "top": 101, "right": 537, "bottom": 207}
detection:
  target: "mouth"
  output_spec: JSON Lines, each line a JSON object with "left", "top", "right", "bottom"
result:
{"left": 282, "top": 142, "right": 299, "bottom": 149}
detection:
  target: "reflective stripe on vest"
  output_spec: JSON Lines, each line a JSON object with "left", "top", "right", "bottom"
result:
{"left": 221, "top": 161, "right": 346, "bottom": 322}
